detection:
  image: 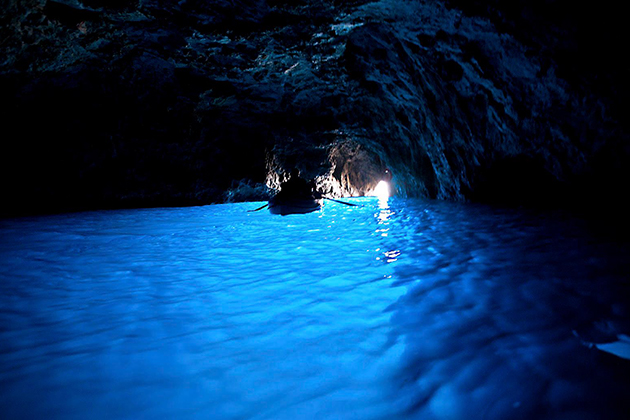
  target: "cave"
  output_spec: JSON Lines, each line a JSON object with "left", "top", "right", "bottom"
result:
{"left": 0, "top": 0, "right": 627, "bottom": 220}
{"left": 2, "top": 2, "right": 630, "bottom": 419}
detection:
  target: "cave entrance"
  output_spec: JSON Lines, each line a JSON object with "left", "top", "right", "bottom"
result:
{"left": 266, "top": 141, "right": 392, "bottom": 199}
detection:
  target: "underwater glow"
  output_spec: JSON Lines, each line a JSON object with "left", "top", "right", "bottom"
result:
{"left": 370, "top": 180, "right": 390, "bottom": 200}
{"left": 1, "top": 198, "right": 629, "bottom": 419}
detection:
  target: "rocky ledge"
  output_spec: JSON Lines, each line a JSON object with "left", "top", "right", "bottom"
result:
{"left": 1, "top": 0, "right": 628, "bottom": 218}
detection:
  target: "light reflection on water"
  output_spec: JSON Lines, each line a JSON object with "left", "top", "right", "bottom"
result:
{"left": 0, "top": 198, "right": 629, "bottom": 419}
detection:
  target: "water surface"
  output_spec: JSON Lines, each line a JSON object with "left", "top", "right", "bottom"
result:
{"left": 1, "top": 198, "right": 629, "bottom": 419}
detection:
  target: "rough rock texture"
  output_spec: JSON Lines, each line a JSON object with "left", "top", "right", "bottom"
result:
{"left": 1, "top": 0, "right": 628, "bottom": 217}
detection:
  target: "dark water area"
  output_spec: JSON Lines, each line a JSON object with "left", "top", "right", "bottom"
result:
{"left": 1, "top": 198, "right": 629, "bottom": 419}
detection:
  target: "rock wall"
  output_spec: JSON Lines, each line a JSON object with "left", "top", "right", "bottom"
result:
{"left": 1, "top": 0, "right": 627, "bottom": 216}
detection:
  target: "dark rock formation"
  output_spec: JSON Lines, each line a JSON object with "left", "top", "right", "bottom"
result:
{"left": 1, "top": 0, "right": 628, "bottom": 217}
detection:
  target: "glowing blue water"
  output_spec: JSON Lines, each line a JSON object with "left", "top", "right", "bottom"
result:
{"left": 1, "top": 198, "right": 629, "bottom": 419}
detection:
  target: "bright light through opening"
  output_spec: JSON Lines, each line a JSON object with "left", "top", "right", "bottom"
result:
{"left": 371, "top": 180, "right": 390, "bottom": 200}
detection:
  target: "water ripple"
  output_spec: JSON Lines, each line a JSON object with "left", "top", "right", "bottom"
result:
{"left": 1, "top": 199, "right": 629, "bottom": 419}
